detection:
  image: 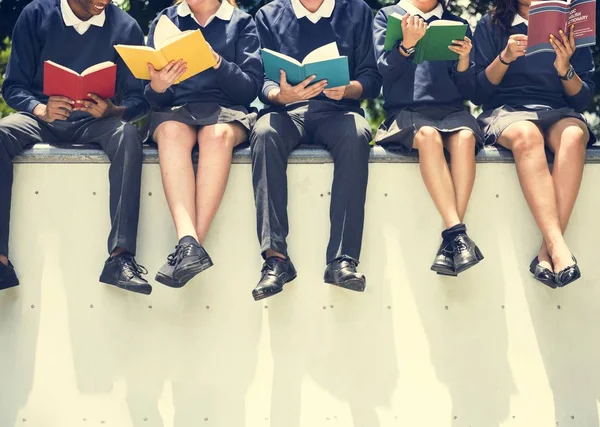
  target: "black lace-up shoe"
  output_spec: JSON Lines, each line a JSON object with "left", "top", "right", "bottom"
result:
{"left": 324, "top": 257, "right": 366, "bottom": 292}
{"left": 100, "top": 253, "right": 152, "bottom": 295}
{"left": 431, "top": 241, "right": 456, "bottom": 276}
{"left": 155, "top": 251, "right": 178, "bottom": 288}
{"left": 172, "top": 236, "right": 213, "bottom": 286}
{"left": 452, "top": 234, "right": 484, "bottom": 274}
{"left": 252, "top": 256, "right": 297, "bottom": 301}
{"left": 0, "top": 261, "right": 19, "bottom": 291}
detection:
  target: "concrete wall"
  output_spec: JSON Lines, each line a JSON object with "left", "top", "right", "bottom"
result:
{"left": 2, "top": 150, "right": 600, "bottom": 427}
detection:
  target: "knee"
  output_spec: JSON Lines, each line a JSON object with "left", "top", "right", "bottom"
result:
{"left": 120, "top": 123, "right": 143, "bottom": 154}
{"left": 415, "top": 126, "right": 442, "bottom": 150}
{"left": 199, "top": 125, "right": 236, "bottom": 150}
{"left": 154, "top": 121, "right": 191, "bottom": 144}
{"left": 558, "top": 126, "right": 588, "bottom": 154}
{"left": 250, "top": 118, "right": 281, "bottom": 156}
{"left": 510, "top": 125, "right": 544, "bottom": 156}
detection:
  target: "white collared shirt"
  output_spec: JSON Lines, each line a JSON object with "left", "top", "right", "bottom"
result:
{"left": 291, "top": 0, "right": 335, "bottom": 24}
{"left": 60, "top": 0, "right": 106, "bottom": 35}
{"left": 177, "top": 0, "right": 234, "bottom": 27}
{"left": 512, "top": 13, "right": 529, "bottom": 27}
{"left": 398, "top": 0, "right": 443, "bottom": 20}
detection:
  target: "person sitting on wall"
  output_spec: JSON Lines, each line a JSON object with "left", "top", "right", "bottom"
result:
{"left": 373, "top": 0, "right": 484, "bottom": 277}
{"left": 0, "top": 0, "right": 151, "bottom": 294}
{"left": 249, "top": 0, "right": 382, "bottom": 300}
{"left": 145, "top": 0, "right": 262, "bottom": 288}
{"left": 471, "top": 0, "right": 595, "bottom": 288}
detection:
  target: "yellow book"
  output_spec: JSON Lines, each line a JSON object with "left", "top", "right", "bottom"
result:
{"left": 114, "top": 15, "right": 217, "bottom": 83}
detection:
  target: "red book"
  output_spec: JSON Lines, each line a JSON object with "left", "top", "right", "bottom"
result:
{"left": 43, "top": 60, "right": 117, "bottom": 107}
{"left": 527, "top": 0, "right": 596, "bottom": 56}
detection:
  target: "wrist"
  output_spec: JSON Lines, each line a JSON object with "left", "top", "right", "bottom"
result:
{"left": 213, "top": 54, "right": 222, "bottom": 69}
{"left": 555, "top": 63, "right": 570, "bottom": 76}
{"left": 499, "top": 50, "right": 513, "bottom": 65}
{"left": 33, "top": 104, "right": 47, "bottom": 118}
{"left": 150, "top": 81, "right": 167, "bottom": 94}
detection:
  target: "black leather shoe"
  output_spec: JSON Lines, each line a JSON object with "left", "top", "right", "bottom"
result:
{"left": 100, "top": 253, "right": 152, "bottom": 295}
{"left": 555, "top": 256, "right": 581, "bottom": 288}
{"left": 252, "top": 256, "right": 297, "bottom": 301}
{"left": 155, "top": 252, "right": 178, "bottom": 288}
{"left": 431, "top": 241, "right": 456, "bottom": 276}
{"left": 0, "top": 261, "right": 19, "bottom": 290}
{"left": 452, "top": 234, "right": 484, "bottom": 274}
{"left": 324, "top": 257, "right": 366, "bottom": 292}
{"left": 529, "top": 257, "right": 556, "bottom": 289}
{"left": 172, "top": 236, "right": 213, "bottom": 286}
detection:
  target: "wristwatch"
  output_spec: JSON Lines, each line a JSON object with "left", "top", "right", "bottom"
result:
{"left": 559, "top": 64, "right": 576, "bottom": 81}
{"left": 399, "top": 42, "right": 416, "bottom": 57}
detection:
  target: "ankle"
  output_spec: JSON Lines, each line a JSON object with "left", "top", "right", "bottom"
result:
{"left": 111, "top": 248, "right": 127, "bottom": 258}
{"left": 266, "top": 250, "right": 286, "bottom": 260}
{"left": 0, "top": 255, "right": 8, "bottom": 266}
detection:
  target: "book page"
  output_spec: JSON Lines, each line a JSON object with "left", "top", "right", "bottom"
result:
{"left": 428, "top": 20, "right": 466, "bottom": 27}
{"left": 303, "top": 42, "right": 340, "bottom": 65}
{"left": 45, "top": 60, "right": 79, "bottom": 77}
{"left": 154, "top": 15, "right": 183, "bottom": 50}
{"left": 262, "top": 48, "right": 303, "bottom": 66}
{"left": 81, "top": 61, "right": 116, "bottom": 76}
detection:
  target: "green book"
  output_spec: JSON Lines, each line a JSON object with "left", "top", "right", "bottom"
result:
{"left": 383, "top": 13, "right": 468, "bottom": 64}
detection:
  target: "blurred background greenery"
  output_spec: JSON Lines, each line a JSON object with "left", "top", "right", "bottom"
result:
{"left": 0, "top": 0, "right": 598, "bottom": 133}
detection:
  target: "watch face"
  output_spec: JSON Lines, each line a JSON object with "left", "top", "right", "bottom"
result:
{"left": 567, "top": 67, "right": 575, "bottom": 79}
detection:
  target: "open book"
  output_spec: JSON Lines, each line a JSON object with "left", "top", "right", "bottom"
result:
{"left": 384, "top": 14, "right": 468, "bottom": 64}
{"left": 114, "top": 15, "right": 216, "bottom": 83}
{"left": 43, "top": 61, "right": 116, "bottom": 106}
{"left": 527, "top": 0, "right": 596, "bottom": 55}
{"left": 261, "top": 42, "right": 350, "bottom": 89}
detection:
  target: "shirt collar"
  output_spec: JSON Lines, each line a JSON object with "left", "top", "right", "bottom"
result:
{"left": 177, "top": 0, "right": 234, "bottom": 27}
{"left": 398, "top": 0, "right": 443, "bottom": 20}
{"left": 291, "top": 0, "right": 335, "bottom": 24}
{"left": 512, "top": 13, "right": 528, "bottom": 27}
{"left": 60, "top": 0, "right": 105, "bottom": 35}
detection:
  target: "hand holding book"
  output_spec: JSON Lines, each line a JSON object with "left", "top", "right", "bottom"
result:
{"left": 399, "top": 14, "right": 427, "bottom": 52}
{"left": 148, "top": 60, "right": 188, "bottom": 93}
{"left": 447, "top": 36, "right": 473, "bottom": 71}
{"left": 269, "top": 70, "right": 329, "bottom": 105}
{"left": 33, "top": 96, "right": 75, "bottom": 123}
{"left": 550, "top": 25, "right": 576, "bottom": 75}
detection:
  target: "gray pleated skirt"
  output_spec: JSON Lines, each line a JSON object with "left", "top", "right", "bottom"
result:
{"left": 478, "top": 105, "right": 596, "bottom": 146}
{"left": 375, "top": 105, "right": 484, "bottom": 153}
{"left": 147, "top": 102, "right": 257, "bottom": 142}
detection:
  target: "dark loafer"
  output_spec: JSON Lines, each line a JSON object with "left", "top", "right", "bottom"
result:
{"left": 431, "top": 241, "right": 456, "bottom": 276}
{"left": 99, "top": 253, "right": 152, "bottom": 295}
{"left": 324, "top": 257, "right": 366, "bottom": 292}
{"left": 555, "top": 256, "right": 581, "bottom": 288}
{"left": 155, "top": 252, "right": 178, "bottom": 288}
{"left": 252, "top": 256, "right": 297, "bottom": 301}
{"left": 452, "top": 234, "right": 484, "bottom": 274}
{"left": 529, "top": 257, "right": 557, "bottom": 289}
{"left": 172, "top": 236, "right": 213, "bottom": 286}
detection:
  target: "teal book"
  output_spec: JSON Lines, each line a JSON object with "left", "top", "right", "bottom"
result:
{"left": 261, "top": 42, "right": 350, "bottom": 89}
{"left": 383, "top": 14, "right": 468, "bottom": 64}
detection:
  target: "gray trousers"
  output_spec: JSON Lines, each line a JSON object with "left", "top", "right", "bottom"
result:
{"left": 250, "top": 103, "right": 371, "bottom": 264}
{"left": 0, "top": 113, "right": 143, "bottom": 257}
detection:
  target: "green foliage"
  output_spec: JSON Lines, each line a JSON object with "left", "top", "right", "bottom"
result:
{"left": 0, "top": 38, "right": 14, "bottom": 118}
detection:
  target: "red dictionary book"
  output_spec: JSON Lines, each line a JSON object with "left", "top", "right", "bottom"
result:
{"left": 43, "top": 60, "right": 117, "bottom": 106}
{"left": 527, "top": 0, "right": 596, "bottom": 56}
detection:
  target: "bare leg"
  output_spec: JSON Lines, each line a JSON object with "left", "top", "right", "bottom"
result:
{"left": 444, "top": 130, "right": 477, "bottom": 222}
{"left": 0, "top": 255, "right": 7, "bottom": 266}
{"left": 497, "top": 121, "right": 574, "bottom": 272}
{"left": 195, "top": 123, "right": 247, "bottom": 243}
{"left": 154, "top": 122, "right": 198, "bottom": 241}
{"left": 537, "top": 118, "right": 588, "bottom": 270}
{"left": 414, "top": 126, "right": 460, "bottom": 228}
